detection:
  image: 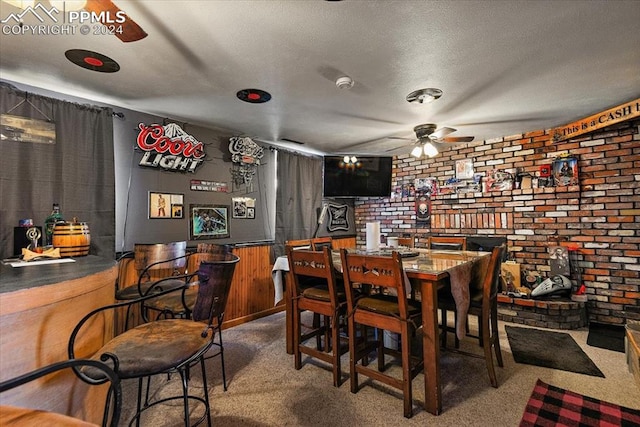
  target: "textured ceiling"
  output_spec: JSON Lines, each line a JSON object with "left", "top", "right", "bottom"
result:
{"left": 1, "top": 0, "right": 639, "bottom": 155}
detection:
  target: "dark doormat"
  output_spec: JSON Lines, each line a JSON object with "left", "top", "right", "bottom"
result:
{"left": 505, "top": 325, "right": 604, "bottom": 377}
{"left": 586, "top": 322, "right": 626, "bottom": 353}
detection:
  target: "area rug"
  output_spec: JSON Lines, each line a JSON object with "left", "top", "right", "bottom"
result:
{"left": 505, "top": 325, "right": 604, "bottom": 377}
{"left": 520, "top": 379, "right": 640, "bottom": 426}
{"left": 586, "top": 322, "right": 626, "bottom": 353}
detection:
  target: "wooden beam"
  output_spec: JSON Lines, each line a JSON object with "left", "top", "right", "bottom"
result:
{"left": 550, "top": 98, "right": 640, "bottom": 143}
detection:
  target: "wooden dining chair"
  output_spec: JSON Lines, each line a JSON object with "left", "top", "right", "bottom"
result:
{"left": 428, "top": 236, "right": 467, "bottom": 251}
{"left": 340, "top": 249, "right": 424, "bottom": 418}
{"left": 287, "top": 245, "right": 347, "bottom": 387}
{"left": 437, "top": 245, "right": 506, "bottom": 387}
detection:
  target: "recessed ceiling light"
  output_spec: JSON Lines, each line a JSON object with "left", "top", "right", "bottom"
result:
{"left": 65, "top": 49, "right": 120, "bottom": 73}
{"left": 406, "top": 88, "right": 443, "bottom": 104}
{"left": 237, "top": 89, "right": 272, "bottom": 104}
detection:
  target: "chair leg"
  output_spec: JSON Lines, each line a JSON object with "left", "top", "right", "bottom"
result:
{"left": 348, "top": 318, "right": 359, "bottom": 394}
{"left": 481, "top": 312, "right": 497, "bottom": 388}
{"left": 491, "top": 302, "right": 504, "bottom": 368}
{"left": 293, "top": 306, "right": 303, "bottom": 371}
{"left": 200, "top": 356, "right": 212, "bottom": 427}
{"left": 331, "top": 315, "right": 342, "bottom": 387}
{"left": 217, "top": 326, "right": 228, "bottom": 391}
{"left": 401, "top": 326, "right": 413, "bottom": 418}
{"left": 178, "top": 368, "right": 191, "bottom": 426}
{"left": 377, "top": 329, "right": 385, "bottom": 372}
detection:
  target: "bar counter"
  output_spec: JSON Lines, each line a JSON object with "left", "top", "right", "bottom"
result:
{"left": 0, "top": 255, "right": 117, "bottom": 423}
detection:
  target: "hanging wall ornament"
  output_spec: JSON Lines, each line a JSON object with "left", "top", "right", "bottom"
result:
{"left": 228, "top": 136, "right": 264, "bottom": 191}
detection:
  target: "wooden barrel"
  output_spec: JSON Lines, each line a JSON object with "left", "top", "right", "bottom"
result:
{"left": 52, "top": 221, "right": 90, "bottom": 257}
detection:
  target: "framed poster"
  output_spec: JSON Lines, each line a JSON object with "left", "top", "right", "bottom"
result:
{"left": 149, "top": 192, "right": 183, "bottom": 219}
{"left": 247, "top": 207, "right": 255, "bottom": 219}
{"left": 189, "top": 204, "right": 230, "bottom": 239}
{"left": 552, "top": 156, "right": 578, "bottom": 186}
{"left": 455, "top": 159, "right": 474, "bottom": 180}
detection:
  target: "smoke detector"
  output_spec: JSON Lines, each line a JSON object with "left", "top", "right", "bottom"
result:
{"left": 335, "top": 76, "right": 354, "bottom": 90}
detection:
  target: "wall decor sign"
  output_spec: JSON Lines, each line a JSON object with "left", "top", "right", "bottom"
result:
{"left": 550, "top": 98, "right": 640, "bottom": 143}
{"left": 228, "top": 136, "right": 264, "bottom": 190}
{"left": 232, "top": 197, "right": 255, "bottom": 219}
{"left": 327, "top": 203, "right": 349, "bottom": 232}
{"left": 415, "top": 191, "right": 431, "bottom": 225}
{"left": 137, "top": 123, "right": 206, "bottom": 173}
{"left": 0, "top": 114, "right": 56, "bottom": 144}
{"left": 148, "top": 192, "right": 183, "bottom": 219}
{"left": 189, "top": 204, "right": 230, "bottom": 240}
{"left": 190, "top": 179, "right": 228, "bottom": 192}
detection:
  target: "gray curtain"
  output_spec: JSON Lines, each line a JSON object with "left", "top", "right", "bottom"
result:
{"left": 273, "top": 150, "right": 323, "bottom": 257}
{"left": 0, "top": 83, "right": 115, "bottom": 259}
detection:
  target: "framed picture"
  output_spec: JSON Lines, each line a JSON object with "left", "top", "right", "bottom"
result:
{"left": 149, "top": 192, "right": 183, "bottom": 219}
{"left": 456, "top": 159, "right": 474, "bottom": 180}
{"left": 232, "top": 197, "right": 248, "bottom": 218}
{"left": 171, "top": 204, "right": 183, "bottom": 219}
{"left": 552, "top": 156, "right": 578, "bottom": 186}
{"left": 189, "top": 204, "right": 230, "bottom": 239}
{"left": 247, "top": 207, "right": 255, "bottom": 219}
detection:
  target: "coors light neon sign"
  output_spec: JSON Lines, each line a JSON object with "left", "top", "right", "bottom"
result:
{"left": 137, "top": 123, "right": 206, "bottom": 173}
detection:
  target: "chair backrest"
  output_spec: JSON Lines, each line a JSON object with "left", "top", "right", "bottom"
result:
{"left": 340, "top": 249, "right": 410, "bottom": 319}
{"left": 286, "top": 245, "right": 339, "bottom": 304}
{"left": 134, "top": 241, "right": 189, "bottom": 275}
{"left": 428, "top": 236, "right": 467, "bottom": 251}
{"left": 396, "top": 233, "right": 415, "bottom": 248}
{"left": 311, "top": 236, "right": 333, "bottom": 251}
{"left": 197, "top": 243, "right": 234, "bottom": 255}
{"left": 194, "top": 252, "right": 240, "bottom": 323}
{"left": 482, "top": 245, "right": 506, "bottom": 304}
{"left": 285, "top": 239, "right": 312, "bottom": 250}
{"left": 0, "top": 359, "right": 121, "bottom": 427}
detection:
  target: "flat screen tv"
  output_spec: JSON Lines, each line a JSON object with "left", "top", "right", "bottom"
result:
{"left": 323, "top": 156, "right": 393, "bottom": 198}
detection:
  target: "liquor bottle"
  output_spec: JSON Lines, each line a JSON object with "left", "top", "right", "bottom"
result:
{"left": 44, "top": 203, "right": 64, "bottom": 246}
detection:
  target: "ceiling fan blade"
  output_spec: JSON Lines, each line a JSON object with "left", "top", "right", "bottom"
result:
{"left": 438, "top": 136, "right": 475, "bottom": 143}
{"left": 84, "top": 0, "right": 148, "bottom": 42}
{"left": 430, "top": 127, "right": 456, "bottom": 140}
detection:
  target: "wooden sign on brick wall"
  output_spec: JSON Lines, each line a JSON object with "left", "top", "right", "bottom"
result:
{"left": 550, "top": 97, "right": 640, "bottom": 143}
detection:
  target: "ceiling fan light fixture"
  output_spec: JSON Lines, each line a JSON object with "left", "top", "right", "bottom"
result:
{"left": 406, "top": 88, "right": 443, "bottom": 104}
{"left": 411, "top": 146, "right": 423, "bottom": 158}
{"left": 423, "top": 142, "right": 439, "bottom": 157}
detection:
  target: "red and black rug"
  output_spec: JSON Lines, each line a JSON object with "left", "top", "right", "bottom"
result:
{"left": 520, "top": 379, "right": 640, "bottom": 426}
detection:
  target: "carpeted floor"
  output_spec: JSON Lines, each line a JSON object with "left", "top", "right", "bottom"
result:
{"left": 505, "top": 325, "right": 604, "bottom": 377}
{"left": 118, "top": 312, "right": 640, "bottom": 426}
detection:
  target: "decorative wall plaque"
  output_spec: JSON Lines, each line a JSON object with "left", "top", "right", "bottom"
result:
{"left": 228, "top": 136, "right": 264, "bottom": 190}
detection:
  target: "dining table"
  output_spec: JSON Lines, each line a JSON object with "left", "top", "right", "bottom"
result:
{"left": 272, "top": 247, "right": 491, "bottom": 416}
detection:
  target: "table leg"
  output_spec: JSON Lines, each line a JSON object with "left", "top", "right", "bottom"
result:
{"left": 421, "top": 280, "right": 442, "bottom": 415}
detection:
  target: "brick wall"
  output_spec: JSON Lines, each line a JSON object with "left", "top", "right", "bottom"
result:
{"left": 354, "top": 119, "right": 640, "bottom": 325}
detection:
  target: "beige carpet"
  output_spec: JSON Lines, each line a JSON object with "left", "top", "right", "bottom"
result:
{"left": 119, "top": 311, "right": 640, "bottom": 426}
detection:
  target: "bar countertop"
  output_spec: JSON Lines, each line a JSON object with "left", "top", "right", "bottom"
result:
{"left": 0, "top": 255, "right": 116, "bottom": 295}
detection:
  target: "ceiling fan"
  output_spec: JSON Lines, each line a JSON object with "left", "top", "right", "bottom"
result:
{"left": 1, "top": 0, "right": 147, "bottom": 42}
{"left": 387, "top": 123, "right": 474, "bottom": 158}
{"left": 83, "top": 0, "right": 147, "bottom": 42}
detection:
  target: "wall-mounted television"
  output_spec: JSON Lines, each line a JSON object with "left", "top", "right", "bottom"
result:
{"left": 323, "top": 156, "right": 393, "bottom": 198}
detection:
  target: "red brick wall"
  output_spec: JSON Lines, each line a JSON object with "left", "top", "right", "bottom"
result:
{"left": 354, "top": 119, "right": 640, "bottom": 325}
